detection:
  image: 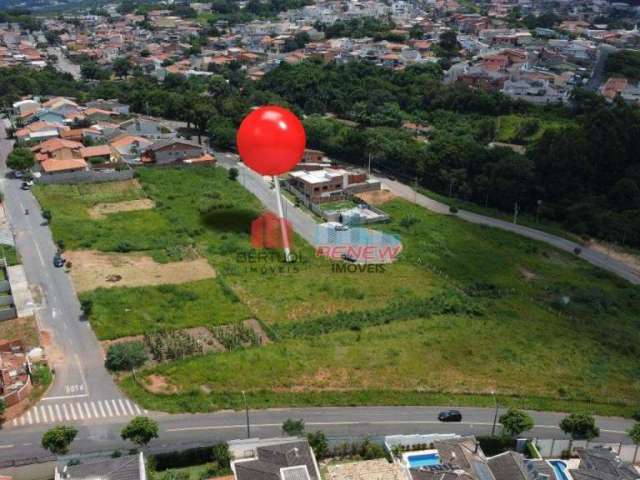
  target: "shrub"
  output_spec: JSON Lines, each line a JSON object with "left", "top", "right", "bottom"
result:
{"left": 559, "top": 413, "right": 600, "bottom": 440}
{"left": 449, "top": 205, "right": 458, "bottom": 213}
{"left": 105, "top": 341, "right": 148, "bottom": 371}
{"left": 282, "top": 418, "right": 305, "bottom": 436}
{"left": 228, "top": 168, "right": 239, "bottom": 181}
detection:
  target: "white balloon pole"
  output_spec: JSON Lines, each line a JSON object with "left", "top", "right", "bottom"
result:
{"left": 273, "top": 175, "right": 292, "bottom": 262}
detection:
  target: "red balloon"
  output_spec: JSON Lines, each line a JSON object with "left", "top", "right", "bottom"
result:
{"left": 236, "top": 106, "right": 306, "bottom": 176}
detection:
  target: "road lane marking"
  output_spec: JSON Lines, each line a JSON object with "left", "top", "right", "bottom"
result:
{"left": 91, "top": 402, "right": 99, "bottom": 418}
{"left": 0, "top": 445, "right": 14, "bottom": 449}
{"left": 62, "top": 404, "right": 69, "bottom": 421}
{"left": 111, "top": 400, "right": 120, "bottom": 416}
{"left": 98, "top": 401, "right": 106, "bottom": 418}
{"left": 104, "top": 400, "right": 113, "bottom": 417}
{"left": 12, "top": 419, "right": 16, "bottom": 426}
{"left": 42, "top": 393, "right": 89, "bottom": 401}
{"left": 33, "top": 407, "right": 40, "bottom": 423}
{"left": 118, "top": 399, "right": 127, "bottom": 415}
{"left": 55, "top": 404, "right": 62, "bottom": 422}
{"left": 75, "top": 403, "right": 84, "bottom": 420}
{"left": 69, "top": 403, "right": 77, "bottom": 421}
{"left": 125, "top": 400, "right": 135, "bottom": 415}
{"left": 48, "top": 405, "right": 54, "bottom": 422}
{"left": 27, "top": 410, "right": 32, "bottom": 425}
{"left": 134, "top": 404, "right": 142, "bottom": 414}
{"left": 84, "top": 403, "right": 92, "bottom": 419}
{"left": 40, "top": 406, "right": 48, "bottom": 423}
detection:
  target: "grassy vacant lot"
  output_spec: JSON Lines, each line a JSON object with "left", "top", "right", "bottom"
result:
{"left": 495, "top": 114, "right": 571, "bottom": 145}
{"left": 83, "top": 279, "right": 252, "bottom": 340}
{"left": 35, "top": 166, "right": 640, "bottom": 416}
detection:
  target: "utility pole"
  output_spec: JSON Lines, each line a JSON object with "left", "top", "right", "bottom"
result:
{"left": 513, "top": 202, "right": 519, "bottom": 225}
{"left": 367, "top": 154, "right": 372, "bottom": 176}
{"left": 491, "top": 391, "right": 499, "bottom": 437}
{"left": 242, "top": 390, "right": 250, "bottom": 439}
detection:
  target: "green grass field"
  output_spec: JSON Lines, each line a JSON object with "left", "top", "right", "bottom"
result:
{"left": 495, "top": 114, "right": 571, "bottom": 145}
{"left": 34, "top": 166, "right": 640, "bottom": 416}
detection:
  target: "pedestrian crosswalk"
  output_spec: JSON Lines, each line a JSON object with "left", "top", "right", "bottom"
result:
{"left": 11, "top": 398, "right": 147, "bottom": 427}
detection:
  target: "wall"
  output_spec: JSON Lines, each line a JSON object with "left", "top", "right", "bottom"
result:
{"left": 535, "top": 438, "right": 640, "bottom": 465}
{"left": 1, "top": 375, "right": 32, "bottom": 407}
{"left": 36, "top": 168, "right": 134, "bottom": 185}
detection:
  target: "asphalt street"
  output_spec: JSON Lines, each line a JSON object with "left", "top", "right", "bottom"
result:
{"left": 0, "top": 406, "right": 636, "bottom": 466}
{"left": 0, "top": 126, "right": 142, "bottom": 420}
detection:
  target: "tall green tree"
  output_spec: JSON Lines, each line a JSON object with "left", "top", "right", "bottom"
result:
{"left": 7, "top": 147, "right": 35, "bottom": 172}
{"left": 499, "top": 408, "right": 534, "bottom": 437}
{"left": 121, "top": 416, "right": 159, "bottom": 447}
{"left": 559, "top": 413, "right": 600, "bottom": 440}
{"left": 42, "top": 426, "right": 78, "bottom": 455}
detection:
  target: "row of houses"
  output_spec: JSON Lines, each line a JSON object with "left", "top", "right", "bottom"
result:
{"left": 11, "top": 97, "right": 215, "bottom": 179}
{"left": 32, "top": 435, "right": 640, "bottom": 480}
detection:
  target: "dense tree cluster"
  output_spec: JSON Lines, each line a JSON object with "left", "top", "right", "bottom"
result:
{"left": 605, "top": 49, "right": 640, "bottom": 81}
{"left": 315, "top": 17, "right": 400, "bottom": 41}
{"left": 2, "top": 57, "right": 639, "bottom": 246}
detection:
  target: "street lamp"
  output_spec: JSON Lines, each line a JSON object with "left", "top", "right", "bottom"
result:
{"left": 491, "top": 390, "right": 499, "bottom": 437}
{"left": 242, "top": 390, "right": 250, "bottom": 439}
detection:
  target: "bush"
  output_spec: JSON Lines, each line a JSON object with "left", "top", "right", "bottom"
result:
{"left": 105, "top": 341, "right": 148, "bottom": 371}
{"left": 282, "top": 418, "right": 305, "bottom": 436}
{"left": 449, "top": 205, "right": 458, "bottom": 214}
{"left": 151, "top": 442, "right": 230, "bottom": 471}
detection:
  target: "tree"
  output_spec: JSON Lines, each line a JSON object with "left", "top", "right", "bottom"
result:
{"left": 499, "top": 408, "right": 534, "bottom": 437}
{"left": 113, "top": 57, "right": 131, "bottom": 78}
{"left": 41, "top": 209, "right": 52, "bottom": 223}
{"left": 306, "top": 431, "right": 328, "bottom": 459}
{"left": 105, "top": 341, "right": 148, "bottom": 371}
{"left": 121, "top": 416, "right": 159, "bottom": 447}
{"left": 42, "top": 426, "right": 78, "bottom": 455}
{"left": 559, "top": 413, "right": 600, "bottom": 440}
{"left": 438, "top": 30, "right": 459, "bottom": 55}
{"left": 0, "top": 398, "right": 5, "bottom": 419}
{"left": 7, "top": 147, "right": 35, "bottom": 172}
{"left": 282, "top": 418, "right": 305, "bottom": 436}
{"left": 228, "top": 168, "right": 239, "bottom": 181}
{"left": 628, "top": 423, "right": 640, "bottom": 445}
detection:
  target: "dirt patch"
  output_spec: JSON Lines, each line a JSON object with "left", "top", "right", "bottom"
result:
{"left": 587, "top": 240, "right": 640, "bottom": 274}
{"left": 519, "top": 267, "right": 538, "bottom": 281}
{"left": 65, "top": 250, "right": 216, "bottom": 293}
{"left": 88, "top": 199, "right": 156, "bottom": 219}
{"left": 144, "top": 374, "right": 177, "bottom": 394}
{"left": 356, "top": 189, "right": 396, "bottom": 206}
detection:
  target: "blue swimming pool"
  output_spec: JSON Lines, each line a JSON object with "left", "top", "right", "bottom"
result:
{"left": 408, "top": 453, "right": 441, "bottom": 468}
{"left": 550, "top": 460, "right": 570, "bottom": 480}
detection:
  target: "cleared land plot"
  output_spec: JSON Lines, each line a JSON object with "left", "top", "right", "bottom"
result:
{"left": 66, "top": 250, "right": 216, "bottom": 292}
{"left": 0, "top": 316, "right": 40, "bottom": 348}
{"left": 356, "top": 189, "right": 396, "bottom": 205}
{"left": 88, "top": 199, "right": 156, "bottom": 219}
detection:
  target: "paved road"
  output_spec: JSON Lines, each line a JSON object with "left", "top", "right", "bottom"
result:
{"left": 586, "top": 44, "right": 617, "bottom": 92}
{"left": 48, "top": 47, "right": 81, "bottom": 80}
{"left": 378, "top": 177, "right": 640, "bottom": 285}
{"left": 0, "top": 125, "right": 143, "bottom": 426}
{"left": 0, "top": 405, "right": 636, "bottom": 465}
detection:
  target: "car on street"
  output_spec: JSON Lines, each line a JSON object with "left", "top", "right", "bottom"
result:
{"left": 438, "top": 410, "right": 462, "bottom": 422}
{"left": 341, "top": 253, "right": 357, "bottom": 263}
{"left": 21, "top": 181, "right": 32, "bottom": 190}
{"left": 53, "top": 253, "right": 66, "bottom": 268}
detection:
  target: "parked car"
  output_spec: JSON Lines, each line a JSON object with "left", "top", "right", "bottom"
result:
{"left": 438, "top": 410, "right": 462, "bottom": 422}
{"left": 341, "top": 253, "right": 357, "bottom": 263}
{"left": 20, "top": 181, "right": 32, "bottom": 190}
{"left": 53, "top": 253, "right": 66, "bottom": 268}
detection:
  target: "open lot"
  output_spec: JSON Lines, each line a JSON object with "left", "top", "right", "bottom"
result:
{"left": 65, "top": 250, "right": 216, "bottom": 292}
{"left": 88, "top": 198, "right": 156, "bottom": 219}
{"left": 34, "top": 166, "right": 640, "bottom": 416}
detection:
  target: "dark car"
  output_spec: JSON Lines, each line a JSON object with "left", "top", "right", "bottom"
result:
{"left": 438, "top": 410, "right": 462, "bottom": 422}
{"left": 341, "top": 253, "right": 357, "bottom": 263}
{"left": 53, "top": 253, "right": 65, "bottom": 268}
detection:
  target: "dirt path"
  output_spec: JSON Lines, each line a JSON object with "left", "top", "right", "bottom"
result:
{"left": 88, "top": 199, "right": 156, "bottom": 219}
{"left": 65, "top": 250, "right": 216, "bottom": 292}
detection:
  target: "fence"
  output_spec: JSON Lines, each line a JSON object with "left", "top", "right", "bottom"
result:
{"left": 36, "top": 167, "right": 134, "bottom": 185}
{"left": 535, "top": 438, "right": 640, "bottom": 464}
{"left": 1, "top": 375, "right": 32, "bottom": 407}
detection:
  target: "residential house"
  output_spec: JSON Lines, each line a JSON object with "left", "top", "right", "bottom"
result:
{"left": 141, "top": 138, "right": 214, "bottom": 165}
{"left": 288, "top": 168, "right": 381, "bottom": 204}
{"left": 570, "top": 448, "right": 640, "bottom": 480}
{"left": 231, "top": 439, "right": 321, "bottom": 480}
{"left": 109, "top": 135, "right": 153, "bottom": 164}
{"left": 118, "top": 117, "right": 176, "bottom": 139}
{"left": 54, "top": 453, "right": 146, "bottom": 480}
{"left": 80, "top": 145, "right": 112, "bottom": 164}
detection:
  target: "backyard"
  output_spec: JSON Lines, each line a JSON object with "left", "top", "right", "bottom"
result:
{"left": 33, "top": 166, "right": 640, "bottom": 416}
